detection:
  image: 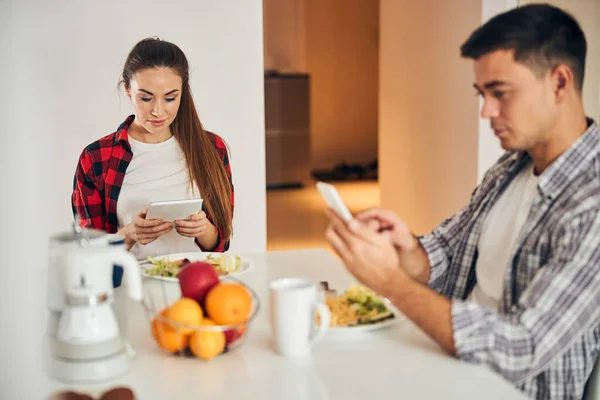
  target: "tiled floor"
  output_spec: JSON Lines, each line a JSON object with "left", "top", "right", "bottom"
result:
{"left": 266, "top": 180, "right": 380, "bottom": 252}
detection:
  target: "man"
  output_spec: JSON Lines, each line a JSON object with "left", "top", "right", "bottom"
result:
{"left": 325, "top": 4, "right": 600, "bottom": 400}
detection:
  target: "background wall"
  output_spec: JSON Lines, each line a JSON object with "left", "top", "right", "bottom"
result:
{"left": 0, "top": 1, "right": 265, "bottom": 397}
{"left": 477, "top": 0, "right": 519, "bottom": 182}
{"left": 262, "top": 0, "right": 379, "bottom": 171}
{"left": 263, "top": 0, "right": 306, "bottom": 72}
{"left": 2, "top": 0, "right": 267, "bottom": 259}
{"left": 305, "top": 0, "right": 379, "bottom": 170}
{"left": 378, "top": 0, "right": 482, "bottom": 235}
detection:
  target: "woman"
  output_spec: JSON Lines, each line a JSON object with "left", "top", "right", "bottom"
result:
{"left": 72, "top": 37, "right": 234, "bottom": 258}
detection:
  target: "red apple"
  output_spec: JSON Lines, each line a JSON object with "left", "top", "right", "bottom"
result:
{"left": 224, "top": 325, "right": 247, "bottom": 345}
{"left": 177, "top": 262, "right": 220, "bottom": 306}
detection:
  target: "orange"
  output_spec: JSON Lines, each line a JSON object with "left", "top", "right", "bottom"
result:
{"left": 164, "top": 298, "right": 203, "bottom": 335}
{"left": 151, "top": 309, "right": 188, "bottom": 352}
{"left": 205, "top": 283, "right": 252, "bottom": 325}
{"left": 189, "top": 318, "right": 226, "bottom": 360}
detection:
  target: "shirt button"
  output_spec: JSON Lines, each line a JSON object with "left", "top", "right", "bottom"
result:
{"left": 511, "top": 305, "right": 518, "bottom": 312}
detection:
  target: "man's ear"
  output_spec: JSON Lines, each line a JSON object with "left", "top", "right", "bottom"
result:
{"left": 550, "top": 64, "right": 573, "bottom": 102}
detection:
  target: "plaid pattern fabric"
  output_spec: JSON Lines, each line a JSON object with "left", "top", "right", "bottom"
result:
{"left": 72, "top": 115, "right": 234, "bottom": 252}
{"left": 419, "top": 119, "right": 600, "bottom": 399}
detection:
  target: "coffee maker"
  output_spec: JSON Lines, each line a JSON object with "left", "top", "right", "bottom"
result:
{"left": 46, "top": 219, "right": 143, "bottom": 383}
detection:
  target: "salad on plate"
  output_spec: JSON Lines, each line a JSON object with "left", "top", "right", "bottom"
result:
{"left": 318, "top": 283, "right": 395, "bottom": 328}
{"left": 143, "top": 254, "right": 243, "bottom": 278}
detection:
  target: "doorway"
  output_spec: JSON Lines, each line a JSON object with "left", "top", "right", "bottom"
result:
{"left": 263, "top": 0, "right": 380, "bottom": 251}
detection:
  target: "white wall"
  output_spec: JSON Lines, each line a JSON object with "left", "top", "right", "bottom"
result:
{"left": 477, "top": 0, "right": 519, "bottom": 182}
{"left": 4, "top": 0, "right": 266, "bottom": 261}
{"left": 0, "top": 2, "right": 40, "bottom": 397}
{"left": 1, "top": 1, "right": 265, "bottom": 397}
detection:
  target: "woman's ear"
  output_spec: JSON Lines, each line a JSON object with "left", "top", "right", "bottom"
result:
{"left": 122, "top": 80, "right": 131, "bottom": 98}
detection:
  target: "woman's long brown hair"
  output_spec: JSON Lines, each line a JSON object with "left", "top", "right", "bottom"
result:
{"left": 121, "top": 37, "right": 232, "bottom": 241}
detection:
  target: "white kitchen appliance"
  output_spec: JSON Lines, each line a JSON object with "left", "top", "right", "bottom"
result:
{"left": 46, "top": 219, "right": 143, "bottom": 383}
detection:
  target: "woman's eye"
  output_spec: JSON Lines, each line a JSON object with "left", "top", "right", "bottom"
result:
{"left": 166, "top": 98, "right": 177, "bottom": 102}
{"left": 140, "top": 97, "right": 152, "bottom": 102}
{"left": 493, "top": 91, "right": 505, "bottom": 99}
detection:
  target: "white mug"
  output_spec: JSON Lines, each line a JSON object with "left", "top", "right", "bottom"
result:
{"left": 269, "top": 277, "right": 331, "bottom": 357}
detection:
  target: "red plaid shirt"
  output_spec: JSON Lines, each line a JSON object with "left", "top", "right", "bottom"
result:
{"left": 71, "top": 115, "right": 234, "bottom": 252}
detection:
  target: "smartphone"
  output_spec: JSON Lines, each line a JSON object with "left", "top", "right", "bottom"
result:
{"left": 316, "top": 181, "right": 353, "bottom": 222}
{"left": 145, "top": 198, "right": 204, "bottom": 221}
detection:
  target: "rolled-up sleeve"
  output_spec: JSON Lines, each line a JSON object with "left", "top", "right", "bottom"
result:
{"left": 419, "top": 232, "right": 453, "bottom": 292}
{"left": 418, "top": 200, "right": 476, "bottom": 293}
{"left": 203, "top": 225, "right": 231, "bottom": 252}
{"left": 72, "top": 150, "right": 105, "bottom": 231}
{"left": 451, "top": 210, "right": 600, "bottom": 383}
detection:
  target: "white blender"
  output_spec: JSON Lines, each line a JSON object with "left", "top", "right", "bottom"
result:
{"left": 46, "top": 219, "right": 143, "bottom": 383}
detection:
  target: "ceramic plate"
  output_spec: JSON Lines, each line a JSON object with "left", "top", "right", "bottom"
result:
{"left": 323, "top": 298, "right": 401, "bottom": 337}
{"left": 138, "top": 252, "right": 253, "bottom": 283}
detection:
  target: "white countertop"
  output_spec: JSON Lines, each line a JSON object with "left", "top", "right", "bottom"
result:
{"left": 24, "top": 248, "right": 527, "bottom": 399}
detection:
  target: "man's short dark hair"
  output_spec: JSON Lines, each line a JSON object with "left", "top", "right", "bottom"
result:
{"left": 461, "top": 3, "right": 587, "bottom": 91}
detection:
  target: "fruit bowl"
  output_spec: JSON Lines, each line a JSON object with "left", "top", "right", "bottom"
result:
{"left": 142, "top": 276, "right": 261, "bottom": 360}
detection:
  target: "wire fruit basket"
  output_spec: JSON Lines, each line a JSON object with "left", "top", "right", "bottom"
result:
{"left": 141, "top": 275, "right": 261, "bottom": 360}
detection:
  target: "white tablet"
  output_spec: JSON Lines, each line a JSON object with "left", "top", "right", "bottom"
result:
{"left": 316, "top": 181, "right": 353, "bottom": 223}
{"left": 145, "top": 198, "right": 204, "bottom": 221}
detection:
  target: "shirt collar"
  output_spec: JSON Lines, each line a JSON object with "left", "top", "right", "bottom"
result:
{"left": 536, "top": 118, "right": 600, "bottom": 201}
{"left": 498, "top": 118, "right": 600, "bottom": 201}
{"left": 113, "top": 114, "right": 135, "bottom": 147}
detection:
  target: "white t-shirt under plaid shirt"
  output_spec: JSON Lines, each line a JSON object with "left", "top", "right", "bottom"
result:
{"left": 469, "top": 164, "right": 539, "bottom": 308}
{"left": 419, "top": 118, "right": 600, "bottom": 399}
